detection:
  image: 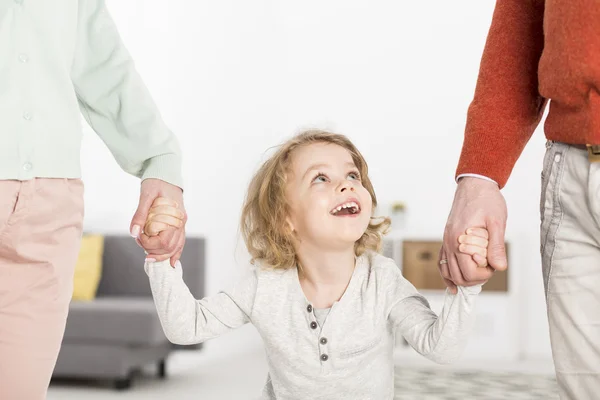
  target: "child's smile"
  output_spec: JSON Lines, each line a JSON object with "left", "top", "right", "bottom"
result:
{"left": 329, "top": 199, "right": 361, "bottom": 216}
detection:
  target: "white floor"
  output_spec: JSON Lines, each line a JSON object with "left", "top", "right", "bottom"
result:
{"left": 48, "top": 345, "right": 270, "bottom": 400}
{"left": 48, "top": 343, "right": 556, "bottom": 400}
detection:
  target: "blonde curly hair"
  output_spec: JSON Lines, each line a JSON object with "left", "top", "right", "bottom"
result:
{"left": 240, "top": 129, "right": 390, "bottom": 269}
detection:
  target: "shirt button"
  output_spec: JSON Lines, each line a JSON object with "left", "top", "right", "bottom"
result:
{"left": 306, "top": 305, "right": 313, "bottom": 313}
{"left": 22, "top": 162, "right": 32, "bottom": 171}
{"left": 320, "top": 354, "right": 328, "bottom": 362}
{"left": 320, "top": 337, "right": 327, "bottom": 345}
{"left": 310, "top": 321, "right": 318, "bottom": 330}
{"left": 18, "top": 54, "right": 29, "bottom": 63}
{"left": 23, "top": 112, "right": 32, "bottom": 121}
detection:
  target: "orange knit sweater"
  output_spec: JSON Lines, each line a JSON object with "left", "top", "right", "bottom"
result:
{"left": 456, "top": 0, "right": 600, "bottom": 188}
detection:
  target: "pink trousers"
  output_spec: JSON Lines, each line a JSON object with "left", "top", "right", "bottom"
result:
{"left": 0, "top": 179, "right": 84, "bottom": 400}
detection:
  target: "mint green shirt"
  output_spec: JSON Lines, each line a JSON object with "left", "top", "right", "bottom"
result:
{"left": 0, "top": 0, "right": 183, "bottom": 187}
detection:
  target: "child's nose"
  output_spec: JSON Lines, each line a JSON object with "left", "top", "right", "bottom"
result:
{"left": 338, "top": 180, "right": 355, "bottom": 193}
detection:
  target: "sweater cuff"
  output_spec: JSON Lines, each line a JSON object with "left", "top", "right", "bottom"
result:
{"left": 456, "top": 173, "right": 499, "bottom": 186}
{"left": 141, "top": 153, "right": 184, "bottom": 190}
{"left": 457, "top": 284, "right": 483, "bottom": 295}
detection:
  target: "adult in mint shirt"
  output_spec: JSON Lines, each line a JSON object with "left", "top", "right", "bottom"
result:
{"left": 0, "top": 1, "right": 186, "bottom": 398}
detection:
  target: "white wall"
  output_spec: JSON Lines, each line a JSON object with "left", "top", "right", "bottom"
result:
{"left": 81, "top": 0, "right": 551, "bottom": 360}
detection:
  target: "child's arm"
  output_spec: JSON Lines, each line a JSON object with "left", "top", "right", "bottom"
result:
{"left": 143, "top": 200, "right": 257, "bottom": 345}
{"left": 389, "top": 283, "right": 479, "bottom": 364}
{"left": 386, "top": 230, "right": 487, "bottom": 364}
{"left": 145, "top": 260, "right": 257, "bottom": 345}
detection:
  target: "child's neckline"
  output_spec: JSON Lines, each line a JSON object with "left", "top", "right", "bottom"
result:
{"left": 293, "top": 253, "right": 366, "bottom": 310}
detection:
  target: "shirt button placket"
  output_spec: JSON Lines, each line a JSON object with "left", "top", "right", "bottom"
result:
{"left": 319, "top": 335, "right": 329, "bottom": 364}
{"left": 14, "top": 0, "right": 34, "bottom": 180}
{"left": 307, "top": 304, "right": 317, "bottom": 330}
{"left": 15, "top": 2, "right": 33, "bottom": 175}
{"left": 306, "top": 303, "right": 329, "bottom": 364}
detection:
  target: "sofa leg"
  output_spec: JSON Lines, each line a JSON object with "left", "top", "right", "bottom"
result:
{"left": 158, "top": 359, "right": 167, "bottom": 379}
{"left": 114, "top": 375, "right": 132, "bottom": 390}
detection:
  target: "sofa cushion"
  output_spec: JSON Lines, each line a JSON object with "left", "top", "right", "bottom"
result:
{"left": 96, "top": 236, "right": 205, "bottom": 298}
{"left": 72, "top": 234, "right": 104, "bottom": 301}
{"left": 64, "top": 298, "right": 167, "bottom": 346}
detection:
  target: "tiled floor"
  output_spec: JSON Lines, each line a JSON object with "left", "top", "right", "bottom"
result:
{"left": 394, "top": 367, "right": 557, "bottom": 400}
{"left": 48, "top": 344, "right": 558, "bottom": 400}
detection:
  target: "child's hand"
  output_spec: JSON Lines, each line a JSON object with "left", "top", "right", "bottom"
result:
{"left": 144, "top": 197, "right": 185, "bottom": 237}
{"left": 457, "top": 228, "right": 489, "bottom": 268}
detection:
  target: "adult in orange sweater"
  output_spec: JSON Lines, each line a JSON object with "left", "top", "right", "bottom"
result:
{"left": 439, "top": 1, "right": 600, "bottom": 398}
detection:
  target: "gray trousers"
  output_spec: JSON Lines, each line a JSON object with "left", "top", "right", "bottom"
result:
{"left": 541, "top": 141, "right": 600, "bottom": 399}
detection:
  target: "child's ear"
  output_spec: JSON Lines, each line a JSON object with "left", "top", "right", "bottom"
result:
{"left": 285, "top": 216, "right": 295, "bottom": 234}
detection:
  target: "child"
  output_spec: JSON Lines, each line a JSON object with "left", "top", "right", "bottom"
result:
{"left": 143, "top": 130, "right": 490, "bottom": 399}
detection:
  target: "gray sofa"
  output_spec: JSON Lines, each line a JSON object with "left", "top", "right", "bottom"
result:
{"left": 52, "top": 235, "right": 205, "bottom": 389}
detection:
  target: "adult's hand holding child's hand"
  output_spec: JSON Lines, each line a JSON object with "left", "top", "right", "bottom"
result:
{"left": 439, "top": 177, "right": 508, "bottom": 293}
{"left": 144, "top": 197, "right": 185, "bottom": 236}
{"left": 136, "top": 195, "right": 186, "bottom": 266}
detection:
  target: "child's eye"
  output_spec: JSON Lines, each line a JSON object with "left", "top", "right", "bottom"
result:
{"left": 348, "top": 171, "right": 361, "bottom": 180}
{"left": 312, "top": 174, "right": 328, "bottom": 183}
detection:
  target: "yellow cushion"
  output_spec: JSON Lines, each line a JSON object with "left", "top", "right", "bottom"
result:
{"left": 72, "top": 234, "right": 105, "bottom": 301}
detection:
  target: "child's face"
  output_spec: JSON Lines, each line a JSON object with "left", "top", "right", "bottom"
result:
{"left": 286, "top": 142, "right": 373, "bottom": 250}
